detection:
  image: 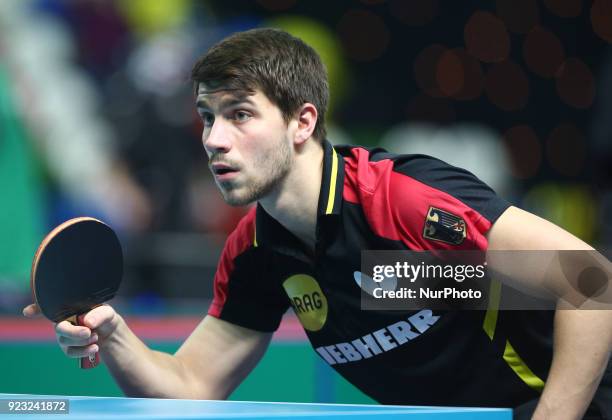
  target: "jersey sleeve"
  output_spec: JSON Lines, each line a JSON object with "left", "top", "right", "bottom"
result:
{"left": 387, "top": 155, "right": 511, "bottom": 251}
{"left": 207, "top": 209, "right": 289, "bottom": 332}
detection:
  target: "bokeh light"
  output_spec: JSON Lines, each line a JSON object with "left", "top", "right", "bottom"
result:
{"left": 523, "top": 26, "right": 565, "bottom": 78}
{"left": 485, "top": 60, "right": 529, "bottom": 111}
{"left": 523, "top": 184, "right": 596, "bottom": 242}
{"left": 546, "top": 123, "right": 586, "bottom": 176}
{"left": 436, "top": 49, "right": 463, "bottom": 97}
{"left": 418, "top": 46, "right": 484, "bottom": 100}
{"left": 464, "top": 11, "right": 510, "bottom": 63}
{"left": 116, "top": 0, "right": 191, "bottom": 36}
{"left": 503, "top": 125, "right": 541, "bottom": 179}
{"left": 389, "top": 0, "right": 439, "bottom": 27}
{"left": 256, "top": 0, "right": 297, "bottom": 11}
{"left": 443, "top": 48, "right": 483, "bottom": 100}
{"left": 591, "top": 0, "right": 612, "bottom": 43}
{"left": 267, "top": 16, "right": 348, "bottom": 119}
{"left": 414, "top": 44, "right": 448, "bottom": 97}
{"left": 555, "top": 58, "right": 595, "bottom": 109}
{"left": 543, "top": 0, "right": 582, "bottom": 18}
{"left": 337, "top": 9, "right": 390, "bottom": 61}
{"left": 495, "top": 0, "right": 539, "bottom": 34}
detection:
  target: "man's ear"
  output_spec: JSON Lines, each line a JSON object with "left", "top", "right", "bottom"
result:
{"left": 293, "top": 103, "right": 318, "bottom": 145}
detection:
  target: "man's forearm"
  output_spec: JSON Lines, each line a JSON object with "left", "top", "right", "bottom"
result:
{"left": 99, "top": 315, "right": 199, "bottom": 399}
{"left": 533, "top": 309, "right": 612, "bottom": 419}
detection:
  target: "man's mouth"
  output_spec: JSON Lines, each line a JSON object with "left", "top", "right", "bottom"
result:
{"left": 211, "top": 164, "right": 240, "bottom": 179}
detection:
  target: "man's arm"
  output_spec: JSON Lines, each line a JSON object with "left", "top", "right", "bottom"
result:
{"left": 486, "top": 206, "right": 612, "bottom": 420}
{"left": 23, "top": 304, "right": 271, "bottom": 400}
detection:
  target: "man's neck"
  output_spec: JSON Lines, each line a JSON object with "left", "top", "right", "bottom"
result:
{"left": 259, "top": 140, "right": 324, "bottom": 252}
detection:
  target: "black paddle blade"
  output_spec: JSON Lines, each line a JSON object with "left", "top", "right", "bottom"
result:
{"left": 32, "top": 217, "right": 123, "bottom": 323}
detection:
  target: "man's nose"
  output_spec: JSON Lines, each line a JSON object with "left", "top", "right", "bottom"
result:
{"left": 203, "top": 119, "right": 232, "bottom": 154}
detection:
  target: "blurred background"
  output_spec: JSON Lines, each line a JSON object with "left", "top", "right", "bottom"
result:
{"left": 1, "top": 0, "right": 611, "bottom": 404}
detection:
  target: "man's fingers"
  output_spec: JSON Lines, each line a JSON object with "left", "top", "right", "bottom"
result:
{"left": 52, "top": 305, "right": 119, "bottom": 360}
{"left": 55, "top": 305, "right": 117, "bottom": 342}
{"left": 81, "top": 305, "right": 118, "bottom": 337}
{"left": 58, "top": 333, "right": 99, "bottom": 347}
{"left": 55, "top": 320, "right": 91, "bottom": 339}
{"left": 22, "top": 304, "right": 42, "bottom": 318}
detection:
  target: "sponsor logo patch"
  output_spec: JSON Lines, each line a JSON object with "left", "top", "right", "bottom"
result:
{"left": 315, "top": 309, "right": 440, "bottom": 365}
{"left": 283, "top": 274, "right": 328, "bottom": 332}
{"left": 423, "top": 206, "right": 467, "bottom": 245}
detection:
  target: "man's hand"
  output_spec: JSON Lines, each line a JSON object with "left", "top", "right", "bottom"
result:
{"left": 23, "top": 303, "right": 121, "bottom": 360}
{"left": 22, "top": 303, "right": 42, "bottom": 318}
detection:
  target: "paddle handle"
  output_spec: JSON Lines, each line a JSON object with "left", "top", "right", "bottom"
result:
{"left": 66, "top": 314, "right": 100, "bottom": 369}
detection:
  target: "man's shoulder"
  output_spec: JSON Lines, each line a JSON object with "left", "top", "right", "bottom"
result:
{"left": 335, "top": 143, "right": 475, "bottom": 197}
{"left": 335, "top": 143, "right": 509, "bottom": 234}
{"left": 335, "top": 143, "right": 464, "bottom": 181}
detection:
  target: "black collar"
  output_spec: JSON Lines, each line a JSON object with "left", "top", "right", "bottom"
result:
{"left": 254, "top": 139, "right": 344, "bottom": 252}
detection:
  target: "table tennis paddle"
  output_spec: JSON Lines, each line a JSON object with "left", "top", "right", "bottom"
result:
{"left": 31, "top": 217, "right": 123, "bottom": 369}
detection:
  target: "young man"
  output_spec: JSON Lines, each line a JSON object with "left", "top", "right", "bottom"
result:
{"left": 24, "top": 29, "right": 611, "bottom": 419}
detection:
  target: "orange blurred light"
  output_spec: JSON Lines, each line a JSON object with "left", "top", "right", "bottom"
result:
{"left": 417, "top": 46, "right": 484, "bottom": 101}
{"left": 436, "top": 50, "right": 464, "bottom": 97}
{"left": 503, "top": 125, "right": 541, "bottom": 179}
{"left": 555, "top": 58, "right": 595, "bottom": 109}
{"left": 337, "top": 9, "right": 390, "bottom": 61}
{"left": 435, "top": 48, "right": 484, "bottom": 100}
{"left": 414, "top": 44, "right": 448, "bottom": 97}
{"left": 546, "top": 123, "right": 586, "bottom": 176}
{"left": 523, "top": 26, "right": 565, "bottom": 78}
{"left": 543, "top": 0, "right": 582, "bottom": 18}
{"left": 496, "top": 0, "right": 540, "bottom": 34}
{"left": 447, "top": 48, "right": 483, "bottom": 100}
{"left": 389, "top": 0, "right": 439, "bottom": 26}
{"left": 591, "top": 0, "right": 612, "bottom": 43}
{"left": 485, "top": 60, "right": 530, "bottom": 111}
{"left": 465, "top": 11, "right": 510, "bottom": 63}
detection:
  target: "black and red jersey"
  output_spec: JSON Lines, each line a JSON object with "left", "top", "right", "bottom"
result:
{"left": 208, "top": 140, "right": 554, "bottom": 408}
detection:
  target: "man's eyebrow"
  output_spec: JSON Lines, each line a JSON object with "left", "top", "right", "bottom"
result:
{"left": 195, "top": 97, "right": 255, "bottom": 110}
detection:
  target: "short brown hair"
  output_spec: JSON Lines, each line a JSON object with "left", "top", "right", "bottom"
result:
{"left": 191, "top": 28, "right": 329, "bottom": 141}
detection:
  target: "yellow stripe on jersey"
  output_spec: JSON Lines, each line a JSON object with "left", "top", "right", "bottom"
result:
{"left": 503, "top": 340, "right": 546, "bottom": 392}
{"left": 483, "top": 279, "right": 501, "bottom": 340}
{"left": 483, "top": 279, "right": 545, "bottom": 392}
{"left": 325, "top": 149, "right": 338, "bottom": 215}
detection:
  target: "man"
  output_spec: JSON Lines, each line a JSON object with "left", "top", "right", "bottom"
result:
{"left": 23, "top": 28, "right": 611, "bottom": 419}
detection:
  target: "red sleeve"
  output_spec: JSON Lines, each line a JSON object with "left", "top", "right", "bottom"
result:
{"left": 387, "top": 170, "right": 497, "bottom": 251}
{"left": 343, "top": 147, "right": 510, "bottom": 251}
{"left": 208, "top": 208, "right": 256, "bottom": 318}
{"left": 207, "top": 207, "right": 289, "bottom": 332}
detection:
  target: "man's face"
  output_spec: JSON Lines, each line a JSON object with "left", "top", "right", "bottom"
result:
{"left": 196, "top": 83, "right": 293, "bottom": 206}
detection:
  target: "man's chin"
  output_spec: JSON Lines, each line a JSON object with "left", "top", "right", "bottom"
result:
{"left": 218, "top": 180, "right": 275, "bottom": 207}
{"left": 224, "top": 199, "right": 254, "bottom": 207}
{"left": 221, "top": 191, "right": 258, "bottom": 207}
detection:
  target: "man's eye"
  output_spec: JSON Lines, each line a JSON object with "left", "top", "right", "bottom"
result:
{"left": 234, "top": 111, "right": 251, "bottom": 122}
{"left": 202, "top": 113, "right": 214, "bottom": 126}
